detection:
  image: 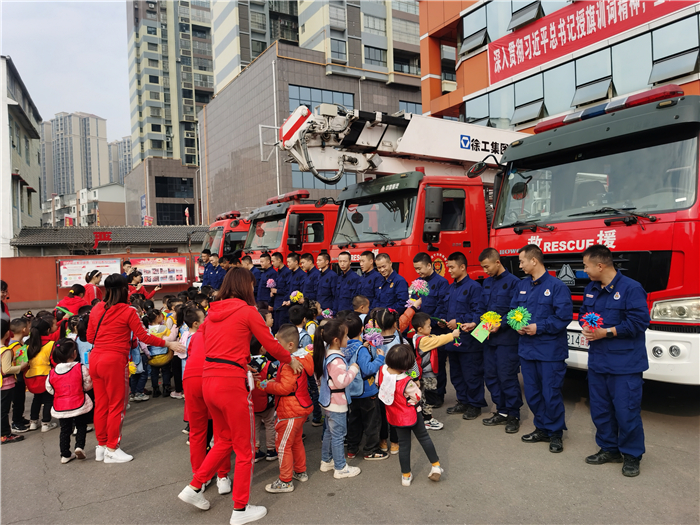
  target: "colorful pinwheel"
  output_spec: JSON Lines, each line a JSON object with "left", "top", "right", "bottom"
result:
{"left": 580, "top": 312, "right": 604, "bottom": 330}
{"left": 507, "top": 307, "right": 532, "bottom": 331}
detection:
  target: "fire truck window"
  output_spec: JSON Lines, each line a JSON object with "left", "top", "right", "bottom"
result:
{"left": 440, "top": 189, "right": 466, "bottom": 231}
{"left": 302, "top": 221, "right": 324, "bottom": 244}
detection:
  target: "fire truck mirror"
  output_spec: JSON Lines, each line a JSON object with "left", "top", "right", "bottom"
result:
{"left": 351, "top": 211, "right": 364, "bottom": 224}
{"left": 287, "top": 214, "right": 301, "bottom": 249}
{"left": 424, "top": 187, "right": 444, "bottom": 220}
{"left": 467, "top": 161, "right": 488, "bottom": 178}
{"left": 315, "top": 198, "right": 328, "bottom": 208}
{"left": 511, "top": 182, "right": 528, "bottom": 201}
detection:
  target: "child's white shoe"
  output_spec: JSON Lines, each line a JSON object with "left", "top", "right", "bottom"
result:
{"left": 61, "top": 453, "right": 76, "bottom": 464}
{"left": 425, "top": 417, "right": 444, "bottom": 430}
{"left": 178, "top": 485, "right": 210, "bottom": 510}
{"left": 217, "top": 476, "right": 232, "bottom": 495}
{"left": 320, "top": 460, "right": 334, "bottom": 472}
{"left": 29, "top": 419, "right": 40, "bottom": 431}
{"left": 333, "top": 464, "right": 361, "bottom": 479}
{"left": 429, "top": 465, "right": 444, "bottom": 481}
{"left": 229, "top": 504, "right": 267, "bottom": 525}
{"left": 75, "top": 448, "right": 86, "bottom": 460}
{"left": 41, "top": 421, "right": 58, "bottom": 433}
{"left": 104, "top": 447, "right": 133, "bottom": 463}
{"left": 402, "top": 473, "right": 413, "bottom": 487}
{"left": 95, "top": 445, "right": 106, "bottom": 461}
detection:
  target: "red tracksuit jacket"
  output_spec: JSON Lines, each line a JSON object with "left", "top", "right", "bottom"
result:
{"left": 87, "top": 302, "right": 164, "bottom": 355}
{"left": 57, "top": 295, "right": 90, "bottom": 315}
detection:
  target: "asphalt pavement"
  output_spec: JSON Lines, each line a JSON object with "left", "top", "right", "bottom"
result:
{"left": 2, "top": 371, "right": 698, "bottom": 525}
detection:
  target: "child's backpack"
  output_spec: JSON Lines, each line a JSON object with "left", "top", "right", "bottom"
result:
{"left": 345, "top": 343, "right": 365, "bottom": 401}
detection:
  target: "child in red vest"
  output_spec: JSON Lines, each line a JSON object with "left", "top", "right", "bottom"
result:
{"left": 257, "top": 324, "right": 315, "bottom": 493}
{"left": 377, "top": 343, "right": 442, "bottom": 487}
{"left": 45, "top": 338, "right": 93, "bottom": 463}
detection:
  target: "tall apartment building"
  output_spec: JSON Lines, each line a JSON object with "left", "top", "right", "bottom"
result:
{"left": 108, "top": 136, "right": 133, "bottom": 184}
{"left": 39, "top": 112, "right": 110, "bottom": 199}
{"left": 2, "top": 56, "right": 42, "bottom": 257}
{"left": 126, "top": 0, "right": 214, "bottom": 169}
{"left": 212, "top": 0, "right": 300, "bottom": 92}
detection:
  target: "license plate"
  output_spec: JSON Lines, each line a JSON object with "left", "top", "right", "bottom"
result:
{"left": 567, "top": 331, "right": 589, "bottom": 350}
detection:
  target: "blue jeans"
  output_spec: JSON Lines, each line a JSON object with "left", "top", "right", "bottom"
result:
{"left": 307, "top": 373, "right": 322, "bottom": 422}
{"left": 130, "top": 371, "right": 148, "bottom": 394}
{"left": 321, "top": 409, "right": 347, "bottom": 470}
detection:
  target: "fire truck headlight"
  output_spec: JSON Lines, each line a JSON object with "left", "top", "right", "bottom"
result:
{"left": 669, "top": 345, "right": 682, "bottom": 358}
{"left": 652, "top": 346, "right": 664, "bottom": 358}
{"left": 651, "top": 298, "right": 700, "bottom": 323}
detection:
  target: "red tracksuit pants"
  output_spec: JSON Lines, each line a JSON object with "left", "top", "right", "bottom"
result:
{"left": 275, "top": 416, "right": 306, "bottom": 483}
{"left": 90, "top": 352, "right": 129, "bottom": 449}
{"left": 183, "top": 376, "right": 230, "bottom": 477}
{"left": 191, "top": 376, "right": 254, "bottom": 509}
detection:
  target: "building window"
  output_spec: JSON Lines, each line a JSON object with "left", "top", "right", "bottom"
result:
{"left": 180, "top": 56, "right": 192, "bottom": 66}
{"left": 25, "top": 137, "right": 30, "bottom": 165}
{"left": 148, "top": 42, "right": 158, "bottom": 51}
{"left": 150, "top": 91, "right": 161, "bottom": 100}
{"left": 543, "top": 62, "right": 575, "bottom": 116}
{"left": 190, "top": 8, "right": 211, "bottom": 23}
{"left": 394, "top": 54, "right": 419, "bottom": 75}
{"left": 649, "top": 16, "right": 700, "bottom": 84}
{"left": 393, "top": 0, "right": 418, "bottom": 15}
{"left": 151, "top": 139, "right": 163, "bottom": 149}
{"left": 329, "top": 6, "right": 346, "bottom": 30}
{"left": 156, "top": 203, "right": 189, "bottom": 225}
{"left": 511, "top": 73, "right": 544, "bottom": 125}
{"left": 364, "top": 14, "right": 386, "bottom": 36}
{"left": 193, "top": 57, "right": 213, "bottom": 71}
{"left": 364, "top": 46, "right": 387, "bottom": 67}
{"left": 191, "top": 0, "right": 210, "bottom": 7}
{"left": 192, "top": 28, "right": 208, "bottom": 39}
{"left": 331, "top": 39, "right": 346, "bottom": 61}
{"left": 155, "top": 176, "right": 194, "bottom": 198}
{"left": 399, "top": 101, "right": 421, "bottom": 114}
{"left": 151, "top": 107, "right": 162, "bottom": 117}
{"left": 149, "top": 75, "right": 159, "bottom": 84}
{"left": 147, "top": 26, "right": 158, "bottom": 35}
{"left": 145, "top": 10, "right": 157, "bottom": 20}
{"left": 178, "top": 5, "right": 190, "bottom": 17}
{"left": 192, "top": 40, "right": 212, "bottom": 54}
{"left": 180, "top": 38, "right": 191, "bottom": 49}
{"left": 573, "top": 49, "right": 612, "bottom": 106}
{"left": 292, "top": 163, "right": 356, "bottom": 190}
{"left": 152, "top": 124, "right": 162, "bottom": 132}
{"left": 17, "top": 132, "right": 22, "bottom": 157}
{"left": 612, "top": 34, "right": 652, "bottom": 97}
{"left": 252, "top": 40, "right": 266, "bottom": 58}
{"left": 148, "top": 58, "right": 159, "bottom": 67}
{"left": 392, "top": 18, "right": 419, "bottom": 46}
{"left": 489, "top": 84, "right": 514, "bottom": 129}
{"left": 507, "top": 0, "right": 543, "bottom": 31}
{"left": 194, "top": 73, "right": 213, "bottom": 88}
{"left": 289, "top": 85, "right": 354, "bottom": 113}
{"left": 27, "top": 191, "right": 32, "bottom": 217}
{"left": 250, "top": 12, "right": 266, "bottom": 31}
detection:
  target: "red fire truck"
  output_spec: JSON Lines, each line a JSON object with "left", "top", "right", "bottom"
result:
{"left": 242, "top": 190, "right": 338, "bottom": 263}
{"left": 198, "top": 210, "right": 249, "bottom": 282}
{"left": 484, "top": 84, "right": 699, "bottom": 385}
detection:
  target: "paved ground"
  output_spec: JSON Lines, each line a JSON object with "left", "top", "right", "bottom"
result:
{"left": 2, "top": 370, "right": 698, "bottom": 525}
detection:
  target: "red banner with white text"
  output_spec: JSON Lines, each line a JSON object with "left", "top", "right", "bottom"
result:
{"left": 488, "top": 0, "right": 697, "bottom": 84}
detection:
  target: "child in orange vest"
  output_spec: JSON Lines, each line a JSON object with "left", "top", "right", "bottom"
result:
{"left": 258, "top": 324, "right": 315, "bottom": 493}
{"left": 378, "top": 343, "right": 442, "bottom": 487}
{"left": 45, "top": 338, "right": 93, "bottom": 463}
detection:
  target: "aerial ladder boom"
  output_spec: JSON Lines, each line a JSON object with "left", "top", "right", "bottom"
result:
{"left": 278, "top": 103, "right": 528, "bottom": 184}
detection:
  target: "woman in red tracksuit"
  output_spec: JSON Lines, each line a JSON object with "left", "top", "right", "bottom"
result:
{"left": 84, "top": 270, "right": 103, "bottom": 303}
{"left": 127, "top": 271, "right": 161, "bottom": 300}
{"left": 178, "top": 268, "right": 303, "bottom": 525}
{"left": 87, "top": 274, "right": 184, "bottom": 463}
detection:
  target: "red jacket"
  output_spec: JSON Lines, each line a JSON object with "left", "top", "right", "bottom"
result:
{"left": 378, "top": 367, "right": 418, "bottom": 427}
{"left": 87, "top": 302, "right": 165, "bottom": 358}
{"left": 182, "top": 330, "right": 205, "bottom": 381}
{"left": 128, "top": 284, "right": 156, "bottom": 300}
{"left": 263, "top": 353, "right": 314, "bottom": 419}
{"left": 57, "top": 295, "right": 89, "bottom": 315}
{"left": 84, "top": 283, "right": 103, "bottom": 303}
{"left": 201, "top": 298, "right": 291, "bottom": 380}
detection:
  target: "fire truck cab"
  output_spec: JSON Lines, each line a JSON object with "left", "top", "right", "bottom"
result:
{"left": 198, "top": 210, "right": 249, "bottom": 282}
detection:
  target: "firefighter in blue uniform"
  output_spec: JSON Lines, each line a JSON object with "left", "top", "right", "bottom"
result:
{"left": 316, "top": 253, "right": 337, "bottom": 313}
{"left": 375, "top": 253, "right": 409, "bottom": 314}
{"left": 442, "top": 251, "right": 485, "bottom": 420}
{"left": 335, "top": 251, "right": 361, "bottom": 312}
{"left": 202, "top": 253, "right": 227, "bottom": 290}
{"left": 579, "top": 244, "right": 650, "bottom": 477}
{"left": 511, "top": 244, "right": 573, "bottom": 453}
{"left": 358, "top": 251, "right": 383, "bottom": 309}
{"left": 476, "top": 247, "right": 523, "bottom": 434}
{"left": 241, "top": 255, "right": 260, "bottom": 287}
{"left": 413, "top": 252, "right": 450, "bottom": 407}
{"left": 286, "top": 253, "right": 307, "bottom": 299}
{"left": 300, "top": 253, "right": 320, "bottom": 302}
{"left": 256, "top": 253, "right": 277, "bottom": 305}
{"left": 270, "top": 252, "right": 292, "bottom": 330}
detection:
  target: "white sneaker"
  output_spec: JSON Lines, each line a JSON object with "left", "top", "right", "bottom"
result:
{"left": 75, "top": 448, "right": 86, "bottom": 460}
{"left": 217, "top": 476, "right": 232, "bottom": 495}
{"left": 61, "top": 453, "right": 76, "bottom": 464}
{"left": 86, "top": 424, "right": 94, "bottom": 433}
{"left": 424, "top": 418, "right": 444, "bottom": 431}
{"left": 402, "top": 473, "right": 413, "bottom": 487}
{"left": 29, "top": 420, "right": 40, "bottom": 431}
{"left": 178, "top": 485, "right": 210, "bottom": 511}
{"left": 201, "top": 477, "right": 212, "bottom": 493}
{"left": 104, "top": 447, "right": 133, "bottom": 463}
{"left": 429, "top": 465, "right": 444, "bottom": 481}
{"left": 333, "top": 464, "right": 361, "bottom": 479}
{"left": 134, "top": 393, "right": 150, "bottom": 402}
{"left": 319, "top": 460, "right": 335, "bottom": 472}
{"left": 95, "top": 445, "right": 106, "bottom": 461}
{"left": 229, "top": 505, "right": 267, "bottom": 525}
{"left": 41, "top": 422, "right": 58, "bottom": 433}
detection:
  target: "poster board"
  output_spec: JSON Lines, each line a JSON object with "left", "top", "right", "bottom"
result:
{"left": 130, "top": 256, "right": 187, "bottom": 285}
{"left": 59, "top": 258, "right": 122, "bottom": 288}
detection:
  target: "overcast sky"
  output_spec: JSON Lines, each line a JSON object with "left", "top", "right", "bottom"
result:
{"left": 2, "top": 1, "right": 131, "bottom": 142}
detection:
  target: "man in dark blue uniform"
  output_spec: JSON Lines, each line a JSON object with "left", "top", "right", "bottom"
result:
{"left": 242, "top": 255, "right": 260, "bottom": 287}
{"left": 202, "top": 253, "right": 227, "bottom": 290}
{"left": 256, "top": 253, "right": 277, "bottom": 306}
{"left": 375, "top": 253, "right": 409, "bottom": 314}
{"left": 270, "top": 252, "right": 292, "bottom": 330}
{"left": 442, "top": 251, "right": 485, "bottom": 420}
{"left": 413, "top": 252, "right": 450, "bottom": 408}
{"left": 511, "top": 244, "right": 573, "bottom": 453}
{"left": 287, "top": 253, "right": 307, "bottom": 300}
{"left": 335, "top": 251, "right": 361, "bottom": 312}
{"left": 316, "top": 253, "right": 337, "bottom": 313}
{"left": 358, "top": 251, "right": 383, "bottom": 309}
{"left": 300, "top": 253, "right": 320, "bottom": 303}
{"left": 580, "top": 244, "right": 650, "bottom": 477}
{"left": 476, "top": 247, "right": 523, "bottom": 434}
